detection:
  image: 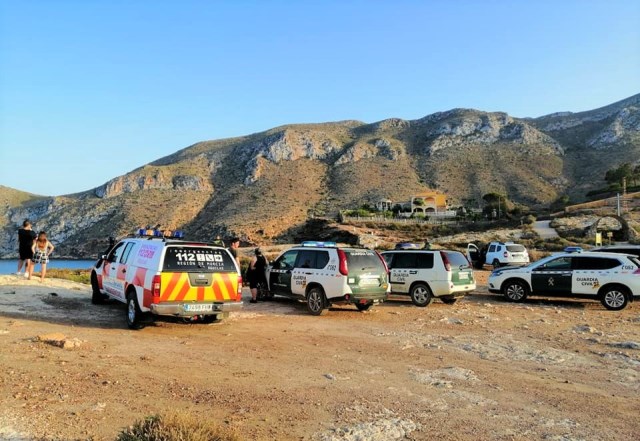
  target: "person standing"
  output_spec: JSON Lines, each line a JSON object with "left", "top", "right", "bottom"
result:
{"left": 17, "top": 219, "right": 37, "bottom": 277}
{"left": 228, "top": 237, "right": 240, "bottom": 266}
{"left": 31, "top": 231, "right": 55, "bottom": 282}
{"left": 248, "top": 248, "right": 269, "bottom": 303}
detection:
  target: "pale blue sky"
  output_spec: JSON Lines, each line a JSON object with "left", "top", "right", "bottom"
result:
{"left": 1, "top": 0, "right": 638, "bottom": 196}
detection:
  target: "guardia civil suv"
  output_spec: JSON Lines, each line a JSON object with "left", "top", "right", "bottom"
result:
{"left": 382, "top": 249, "right": 475, "bottom": 306}
{"left": 488, "top": 251, "right": 640, "bottom": 310}
{"left": 266, "top": 241, "right": 389, "bottom": 315}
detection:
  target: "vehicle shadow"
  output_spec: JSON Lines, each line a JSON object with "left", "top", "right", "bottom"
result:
{"left": 468, "top": 291, "right": 601, "bottom": 310}
{"left": 0, "top": 294, "right": 128, "bottom": 329}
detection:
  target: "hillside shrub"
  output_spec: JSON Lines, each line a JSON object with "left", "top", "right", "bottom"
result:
{"left": 116, "top": 413, "right": 239, "bottom": 441}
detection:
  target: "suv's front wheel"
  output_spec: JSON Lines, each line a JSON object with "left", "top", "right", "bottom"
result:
{"left": 503, "top": 279, "right": 528, "bottom": 302}
{"left": 306, "top": 286, "right": 328, "bottom": 316}
{"left": 410, "top": 283, "right": 433, "bottom": 307}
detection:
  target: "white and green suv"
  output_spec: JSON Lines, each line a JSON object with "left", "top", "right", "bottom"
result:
{"left": 266, "top": 242, "right": 389, "bottom": 315}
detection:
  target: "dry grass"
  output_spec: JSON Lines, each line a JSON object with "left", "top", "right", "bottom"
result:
{"left": 116, "top": 413, "right": 240, "bottom": 441}
{"left": 43, "top": 268, "right": 91, "bottom": 284}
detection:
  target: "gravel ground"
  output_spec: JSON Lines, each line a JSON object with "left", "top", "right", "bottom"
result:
{"left": 1, "top": 272, "right": 639, "bottom": 441}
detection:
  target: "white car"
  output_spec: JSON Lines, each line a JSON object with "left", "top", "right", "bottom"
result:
{"left": 488, "top": 251, "right": 640, "bottom": 310}
{"left": 266, "top": 241, "right": 389, "bottom": 315}
{"left": 382, "top": 250, "right": 475, "bottom": 306}
{"left": 468, "top": 241, "right": 529, "bottom": 269}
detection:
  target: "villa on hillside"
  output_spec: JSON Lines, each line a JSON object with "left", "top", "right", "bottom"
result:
{"left": 374, "top": 191, "right": 456, "bottom": 217}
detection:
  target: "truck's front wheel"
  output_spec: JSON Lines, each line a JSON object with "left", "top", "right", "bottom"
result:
{"left": 126, "top": 291, "right": 144, "bottom": 330}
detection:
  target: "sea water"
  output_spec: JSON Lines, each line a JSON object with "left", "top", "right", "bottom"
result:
{"left": 0, "top": 259, "right": 96, "bottom": 274}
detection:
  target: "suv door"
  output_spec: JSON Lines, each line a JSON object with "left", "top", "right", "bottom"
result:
{"left": 571, "top": 256, "right": 620, "bottom": 295}
{"left": 269, "top": 250, "right": 299, "bottom": 296}
{"left": 291, "top": 250, "right": 319, "bottom": 296}
{"left": 388, "top": 252, "right": 417, "bottom": 294}
{"left": 467, "top": 243, "right": 481, "bottom": 268}
{"left": 531, "top": 256, "right": 573, "bottom": 296}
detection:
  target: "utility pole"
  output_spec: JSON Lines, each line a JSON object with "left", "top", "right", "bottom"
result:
{"left": 622, "top": 177, "right": 628, "bottom": 214}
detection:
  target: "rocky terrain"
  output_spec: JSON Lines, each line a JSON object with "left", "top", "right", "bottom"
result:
{"left": 1, "top": 273, "right": 639, "bottom": 441}
{"left": 1, "top": 93, "right": 638, "bottom": 258}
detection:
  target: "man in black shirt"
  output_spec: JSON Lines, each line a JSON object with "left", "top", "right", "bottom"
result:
{"left": 17, "top": 219, "right": 37, "bottom": 276}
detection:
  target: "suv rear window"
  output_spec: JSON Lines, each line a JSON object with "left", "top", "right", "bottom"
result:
{"left": 344, "top": 249, "right": 384, "bottom": 271}
{"left": 163, "top": 247, "right": 236, "bottom": 272}
{"left": 443, "top": 251, "right": 471, "bottom": 268}
{"left": 506, "top": 245, "right": 526, "bottom": 252}
{"left": 388, "top": 252, "right": 434, "bottom": 269}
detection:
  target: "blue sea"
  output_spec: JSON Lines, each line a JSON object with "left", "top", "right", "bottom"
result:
{"left": 0, "top": 259, "right": 96, "bottom": 274}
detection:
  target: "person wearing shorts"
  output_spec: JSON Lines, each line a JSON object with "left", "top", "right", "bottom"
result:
{"left": 31, "top": 231, "right": 55, "bottom": 282}
{"left": 247, "top": 248, "right": 268, "bottom": 303}
{"left": 17, "top": 220, "right": 36, "bottom": 277}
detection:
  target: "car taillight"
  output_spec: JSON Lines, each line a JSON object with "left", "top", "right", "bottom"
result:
{"left": 375, "top": 250, "right": 389, "bottom": 274}
{"left": 634, "top": 269, "right": 640, "bottom": 275}
{"left": 337, "top": 249, "right": 349, "bottom": 276}
{"left": 152, "top": 275, "right": 161, "bottom": 303}
{"left": 440, "top": 251, "right": 451, "bottom": 272}
{"left": 503, "top": 251, "right": 508, "bottom": 258}
{"left": 237, "top": 276, "right": 243, "bottom": 299}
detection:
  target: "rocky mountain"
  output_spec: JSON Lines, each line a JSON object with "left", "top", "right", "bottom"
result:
{"left": 1, "top": 94, "right": 638, "bottom": 258}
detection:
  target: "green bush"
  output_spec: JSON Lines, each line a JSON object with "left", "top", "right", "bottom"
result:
{"left": 116, "top": 413, "right": 240, "bottom": 441}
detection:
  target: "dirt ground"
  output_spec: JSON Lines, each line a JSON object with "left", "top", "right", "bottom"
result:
{"left": 1, "top": 271, "right": 639, "bottom": 441}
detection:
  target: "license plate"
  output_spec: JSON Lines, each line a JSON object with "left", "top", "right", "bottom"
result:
{"left": 458, "top": 272, "right": 469, "bottom": 280}
{"left": 359, "top": 278, "right": 379, "bottom": 286}
{"left": 184, "top": 303, "right": 213, "bottom": 312}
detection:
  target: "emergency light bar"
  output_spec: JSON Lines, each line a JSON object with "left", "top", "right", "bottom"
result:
{"left": 301, "top": 241, "right": 337, "bottom": 247}
{"left": 137, "top": 228, "right": 184, "bottom": 239}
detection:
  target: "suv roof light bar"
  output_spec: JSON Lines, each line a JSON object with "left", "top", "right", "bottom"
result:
{"left": 301, "top": 241, "right": 337, "bottom": 248}
{"left": 137, "top": 228, "right": 184, "bottom": 239}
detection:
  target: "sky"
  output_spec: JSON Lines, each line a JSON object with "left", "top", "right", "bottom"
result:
{"left": 1, "top": 0, "right": 638, "bottom": 196}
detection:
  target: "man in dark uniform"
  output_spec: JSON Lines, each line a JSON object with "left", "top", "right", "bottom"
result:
{"left": 17, "top": 219, "right": 37, "bottom": 276}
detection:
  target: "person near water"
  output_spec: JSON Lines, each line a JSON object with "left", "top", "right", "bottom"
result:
{"left": 247, "top": 248, "right": 269, "bottom": 303}
{"left": 17, "top": 219, "right": 37, "bottom": 277}
{"left": 31, "top": 231, "right": 55, "bottom": 282}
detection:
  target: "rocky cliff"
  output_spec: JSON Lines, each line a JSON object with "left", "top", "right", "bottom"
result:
{"left": 1, "top": 94, "right": 638, "bottom": 258}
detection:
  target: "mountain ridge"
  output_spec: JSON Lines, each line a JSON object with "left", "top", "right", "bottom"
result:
{"left": 1, "top": 94, "right": 638, "bottom": 258}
